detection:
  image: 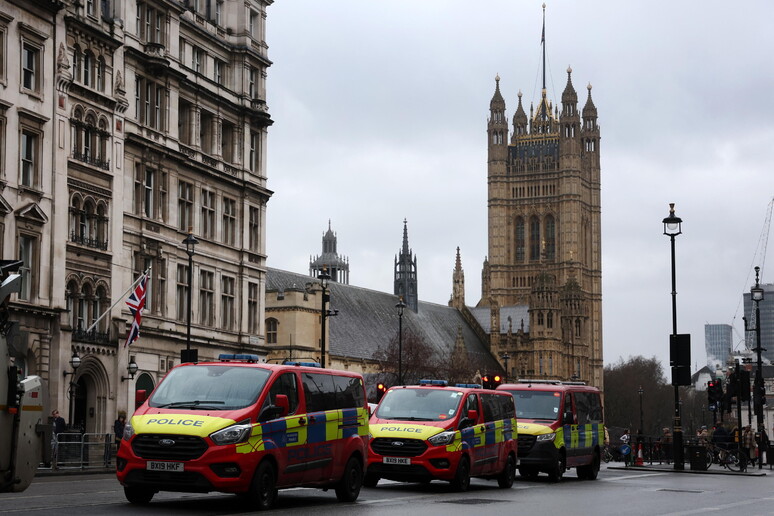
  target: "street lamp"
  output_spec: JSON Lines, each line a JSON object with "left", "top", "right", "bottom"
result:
{"left": 751, "top": 266, "right": 765, "bottom": 470}
{"left": 638, "top": 385, "right": 644, "bottom": 446}
{"left": 121, "top": 356, "right": 139, "bottom": 382}
{"left": 663, "top": 203, "right": 685, "bottom": 470}
{"left": 318, "top": 268, "right": 338, "bottom": 369}
{"left": 63, "top": 350, "right": 81, "bottom": 429}
{"left": 396, "top": 296, "right": 406, "bottom": 385}
{"left": 501, "top": 352, "right": 510, "bottom": 383}
{"left": 182, "top": 230, "right": 198, "bottom": 363}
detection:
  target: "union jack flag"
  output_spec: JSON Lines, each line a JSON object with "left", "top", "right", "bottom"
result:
{"left": 125, "top": 273, "right": 147, "bottom": 347}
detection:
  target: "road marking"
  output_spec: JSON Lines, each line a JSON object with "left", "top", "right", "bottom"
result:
{"left": 603, "top": 472, "right": 669, "bottom": 481}
{"left": 659, "top": 496, "right": 774, "bottom": 515}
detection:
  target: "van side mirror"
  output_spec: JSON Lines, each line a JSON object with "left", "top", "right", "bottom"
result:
{"left": 460, "top": 409, "right": 478, "bottom": 429}
{"left": 275, "top": 394, "right": 289, "bottom": 418}
{"left": 135, "top": 389, "right": 148, "bottom": 409}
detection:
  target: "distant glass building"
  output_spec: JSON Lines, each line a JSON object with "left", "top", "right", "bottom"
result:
{"left": 705, "top": 324, "right": 733, "bottom": 370}
{"left": 743, "top": 283, "right": 774, "bottom": 363}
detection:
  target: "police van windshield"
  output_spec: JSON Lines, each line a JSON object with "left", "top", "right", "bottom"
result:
{"left": 149, "top": 365, "right": 271, "bottom": 410}
{"left": 504, "top": 390, "right": 561, "bottom": 421}
{"left": 375, "top": 388, "right": 463, "bottom": 421}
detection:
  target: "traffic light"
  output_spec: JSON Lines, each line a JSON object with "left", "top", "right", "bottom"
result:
{"left": 482, "top": 375, "right": 502, "bottom": 390}
{"left": 376, "top": 383, "right": 387, "bottom": 402}
{"left": 482, "top": 375, "right": 491, "bottom": 389}
{"left": 707, "top": 380, "right": 716, "bottom": 406}
{"left": 492, "top": 375, "right": 502, "bottom": 389}
{"left": 754, "top": 379, "right": 767, "bottom": 413}
{"left": 708, "top": 379, "right": 723, "bottom": 409}
{"left": 739, "top": 370, "right": 751, "bottom": 402}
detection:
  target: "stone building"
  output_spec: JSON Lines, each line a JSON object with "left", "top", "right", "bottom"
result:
{"left": 309, "top": 221, "right": 349, "bottom": 284}
{"left": 3, "top": 0, "right": 274, "bottom": 434}
{"left": 478, "top": 30, "right": 603, "bottom": 386}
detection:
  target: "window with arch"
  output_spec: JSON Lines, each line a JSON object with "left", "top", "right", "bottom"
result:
{"left": 70, "top": 108, "right": 110, "bottom": 170}
{"left": 266, "top": 318, "right": 278, "bottom": 344}
{"left": 515, "top": 217, "right": 525, "bottom": 262}
{"left": 544, "top": 214, "right": 555, "bottom": 260}
{"left": 529, "top": 216, "right": 540, "bottom": 261}
{"left": 69, "top": 194, "right": 109, "bottom": 250}
{"left": 537, "top": 311, "right": 544, "bottom": 326}
{"left": 547, "top": 311, "right": 553, "bottom": 329}
{"left": 575, "top": 319, "right": 582, "bottom": 338}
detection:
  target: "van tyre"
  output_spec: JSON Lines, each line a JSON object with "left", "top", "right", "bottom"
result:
{"left": 577, "top": 450, "right": 601, "bottom": 480}
{"left": 335, "top": 456, "right": 363, "bottom": 502}
{"left": 363, "top": 473, "right": 380, "bottom": 488}
{"left": 548, "top": 451, "right": 566, "bottom": 483}
{"left": 497, "top": 454, "right": 516, "bottom": 488}
{"left": 248, "top": 461, "right": 278, "bottom": 511}
{"left": 450, "top": 456, "right": 471, "bottom": 492}
{"left": 124, "top": 486, "right": 154, "bottom": 505}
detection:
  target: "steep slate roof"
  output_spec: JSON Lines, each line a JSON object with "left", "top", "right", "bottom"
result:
{"left": 266, "top": 268, "right": 500, "bottom": 371}
{"left": 469, "top": 306, "right": 530, "bottom": 334}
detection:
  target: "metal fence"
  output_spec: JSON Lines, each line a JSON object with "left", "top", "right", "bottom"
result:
{"left": 50, "top": 433, "right": 115, "bottom": 470}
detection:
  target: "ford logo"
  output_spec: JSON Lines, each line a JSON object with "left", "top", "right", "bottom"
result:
{"left": 159, "top": 438, "right": 176, "bottom": 447}
{"left": 391, "top": 441, "right": 404, "bottom": 447}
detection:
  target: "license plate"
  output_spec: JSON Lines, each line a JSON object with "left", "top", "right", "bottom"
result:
{"left": 383, "top": 457, "right": 411, "bottom": 465}
{"left": 147, "top": 461, "right": 184, "bottom": 472}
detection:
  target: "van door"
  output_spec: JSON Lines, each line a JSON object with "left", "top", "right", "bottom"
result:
{"left": 563, "top": 393, "right": 580, "bottom": 462}
{"left": 479, "top": 394, "right": 505, "bottom": 475}
{"left": 300, "top": 372, "right": 337, "bottom": 482}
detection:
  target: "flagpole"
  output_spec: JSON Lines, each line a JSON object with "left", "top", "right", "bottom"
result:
{"left": 85, "top": 266, "right": 152, "bottom": 333}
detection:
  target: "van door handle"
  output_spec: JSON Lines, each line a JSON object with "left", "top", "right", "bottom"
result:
{"left": 309, "top": 415, "right": 317, "bottom": 424}
{"left": 298, "top": 417, "right": 306, "bottom": 425}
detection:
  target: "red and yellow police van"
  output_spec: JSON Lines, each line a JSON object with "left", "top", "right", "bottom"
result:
{"left": 366, "top": 380, "right": 518, "bottom": 491}
{"left": 497, "top": 380, "right": 604, "bottom": 481}
{"left": 116, "top": 356, "right": 369, "bottom": 510}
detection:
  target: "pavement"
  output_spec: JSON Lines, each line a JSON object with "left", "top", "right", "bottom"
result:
{"left": 608, "top": 462, "right": 770, "bottom": 476}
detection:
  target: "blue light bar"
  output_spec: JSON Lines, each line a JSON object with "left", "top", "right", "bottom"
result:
{"left": 455, "top": 383, "right": 482, "bottom": 389}
{"left": 419, "top": 379, "right": 448, "bottom": 386}
{"left": 218, "top": 354, "right": 261, "bottom": 362}
{"left": 283, "top": 361, "right": 321, "bottom": 368}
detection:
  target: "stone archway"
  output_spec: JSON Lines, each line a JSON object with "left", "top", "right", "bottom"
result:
{"left": 71, "top": 355, "right": 110, "bottom": 434}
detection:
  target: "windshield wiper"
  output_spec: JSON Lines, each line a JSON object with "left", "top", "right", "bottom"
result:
{"left": 391, "top": 416, "right": 435, "bottom": 421}
{"left": 157, "top": 400, "right": 225, "bottom": 409}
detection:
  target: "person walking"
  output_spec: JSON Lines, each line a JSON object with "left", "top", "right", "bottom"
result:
{"left": 114, "top": 412, "right": 126, "bottom": 450}
{"left": 742, "top": 424, "right": 757, "bottom": 468}
{"left": 620, "top": 429, "right": 631, "bottom": 465}
{"left": 50, "top": 409, "right": 66, "bottom": 469}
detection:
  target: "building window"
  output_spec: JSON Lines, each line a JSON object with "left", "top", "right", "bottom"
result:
{"left": 200, "top": 111, "right": 213, "bottom": 154}
{"left": 135, "top": 164, "right": 168, "bottom": 221}
{"left": 135, "top": 255, "right": 165, "bottom": 315}
{"left": 249, "top": 11, "right": 257, "bottom": 37}
{"left": 249, "top": 206, "right": 260, "bottom": 251}
{"left": 21, "top": 43, "right": 40, "bottom": 92}
{"left": 221, "top": 275, "right": 234, "bottom": 330}
{"left": 135, "top": 77, "right": 166, "bottom": 131}
{"left": 177, "top": 180, "right": 193, "bottom": 231}
{"left": 266, "top": 318, "right": 277, "bottom": 344}
{"left": 0, "top": 27, "right": 6, "bottom": 83}
{"left": 201, "top": 189, "right": 214, "bottom": 239}
{"left": 20, "top": 130, "right": 38, "bottom": 187}
{"left": 248, "top": 68, "right": 256, "bottom": 98}
{"left": 249, "top": 131, "right": 259, "bottom": 172}
{"left": 248, "top": 282, "right": 258, "bottom": 334}
{"left": 18, "top": 235, "right": 35, "bottom": 301}
{"left": 83, "top": 51, "right": 92, "bottom": 87}
{"left": 515, "top": 217, "right": 525, "bottom": 262}
{"left": 137, "top": 2, "right": 165, "bottom": 44}
{"left": 547, "top": 311, "right": 553, "bottom": 329}
{"left": 176, "top": 264, "right": 188, "bottom": 321}
{"left": 545, "top": 215, "right": 556, "bottom": 260}
{"left": 192, "top": 46, "right": 202, "bottom": 74}
{"left": 86, "top": 0, "right": 95, "bottom": 16}
{"left": 214, "top": 59, "right": 223, "bottom": 84}
{"left": 199, "top": 269, "right": 214, "bottom": 326}
{"left": 221, "top": 121, "right": 233, "bottom": 163}
{"left": 222, "top": 197, "right": 236, "bottom": 246}
{"left": 529, "top": 216, "right": 540, "bottom": 261}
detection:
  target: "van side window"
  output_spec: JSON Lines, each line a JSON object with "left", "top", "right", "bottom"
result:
{"left": 575, "top": 392, "right": 603, "bottom": 424}
{"left": 498, "top": 394, "right": 516, "bottom": 419}
{"left": 481, "top": 394, "right": 501, "bottom": 422}
{"left": 302, "top": 372, "right": 336, "bottom": 412}
{"left": 564, "top": 394, "right": 576, "bottom": 424}
{"left": 332, "top": 375, "right": 365, "bottom": 409}
{"left": 465, "top": 393, "right": 478, "bottom": 415}
{"left": 268, "top": 372, "right": 299, "bottom": 415}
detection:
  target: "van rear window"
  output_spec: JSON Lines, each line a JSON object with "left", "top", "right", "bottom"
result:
{"left": 149, "top": 365, "right": 271, "bottom": 410}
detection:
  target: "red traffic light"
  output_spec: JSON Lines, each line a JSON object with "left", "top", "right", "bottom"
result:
{"left": 494, "top": 375, "right": 501, "bottom": 383}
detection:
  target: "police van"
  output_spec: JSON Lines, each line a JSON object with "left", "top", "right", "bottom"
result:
{"left": 116, "top": 356, "right": 369, "bottom": 510}
{"left": 497, "top": 380, "right": 604, "bottom": 481}
{"left": 366, "top": 380, "right": 518, "bottom": 491}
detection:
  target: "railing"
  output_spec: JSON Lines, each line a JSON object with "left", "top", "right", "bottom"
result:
{"left": 72, "top": 151, "right": 110, "bottom": 171}
{"left": 70, "top": 230, "right": 109, "bottom": 250}
{"left": 49, "top": 433, "right": 114, "bottom": 470}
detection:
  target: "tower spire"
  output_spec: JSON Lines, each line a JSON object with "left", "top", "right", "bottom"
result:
{"left": 541, "top": 3, "right": 546, "bottom": 92}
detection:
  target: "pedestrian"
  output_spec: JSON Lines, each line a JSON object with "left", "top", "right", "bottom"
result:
{"left": 742, "top": 424, "right": 757, "bottom": 468}
{"left": 50, "top": 409, "right": 66, "bottom": 469}
{"left": 114, "top": 411, "right": 127, "bottom": 450}
{"left": 620, "top": 429, "right": 631, "bottom": 465}
{"left": 697, "top": 425, "right": 708, "bottom": 444}
{"left": 660, "top": 427, "right": 673, "bottom": 464}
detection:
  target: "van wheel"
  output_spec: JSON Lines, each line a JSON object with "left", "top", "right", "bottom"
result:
{"left": 497, "top": 454, "right": 516, "bottom": 488}
{"left": 578, "top": 450, "right": 601, "bottom": 480}
{"left": 335, "top": 456, "right": 363, "bottom": 502}
{"left": 548, "top": 451, "right": 566, "bottom": 483}
{"left": 363, "top": 473, "right": 380, "bottom": 488}
{"left": 247, "top": 461, "right": 278, "bottom": 511}
{"left": 450, "top": 456, "right": 471, "bottom": 492}
{"left": 124, "top": 486, "right": 154, "bottom": 504}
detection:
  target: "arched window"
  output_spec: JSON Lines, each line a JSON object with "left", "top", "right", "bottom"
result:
{"left": 575, "top": 319, "right": 582, "bottom": 338}
{"left": 266, "top": 318, "right": 278, "bottom": 344}
{"left": 96, "top": 56, "right": 105, "bottom": 91}
{"left": 545, "top": 215, "right": 556, "bottom": 260}
{"left": 96, "top": 285, "right": 108, "bottom": 332}
{"left": 529, "top": 216, "right": 540, "bottom": 261}
{"left": 72, "top": 46, "right": 81, "bottom": 82}
{"left": 537, "top": 311, "right": 544, "bottom": 326}
{"left": 69, "top": 195, "right": 82, "bottom": 240}
{"left": 98, "top": 118, "right": 108, "bottom": 162}
{"left": 96, "top": 202, "right": 108, "bottom": 247}
{"left": 66, "top": 280, "right": 78, "bottom": 328}
{"left": 547, "top": 311, "right": 553, "bottom": 329}
{"left": 515, "top": 217, "right": 525, "bottom": 262}
{"left": 83, "top": 199, "right": 96, "bottom": 242}
{"left": 83, "top": 51, "right": 93, "bottom": 87}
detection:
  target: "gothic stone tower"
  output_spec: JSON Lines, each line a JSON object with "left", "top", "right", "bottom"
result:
{"left": 395, "top": 219, "right": 418, "bottom": 312}
{"left": 481, "top": 68, "right": 602, "bottom": 388}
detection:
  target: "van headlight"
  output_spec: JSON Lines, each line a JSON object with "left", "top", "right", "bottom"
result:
{"left": 123, "top": 421, "right": 134, "bottom": 441}
{"left": 428, "top": 431, "right": 456, "bottom": 446}
{"left": 536, "top": 432, "right": 556, "bottom": 442}
{"left": 210, "top": 423, "right": 252, "bottom": 445}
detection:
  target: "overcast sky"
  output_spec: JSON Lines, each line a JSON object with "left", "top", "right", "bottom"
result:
{"left": 264, "top": 0, "right": 774, "bottom": 374}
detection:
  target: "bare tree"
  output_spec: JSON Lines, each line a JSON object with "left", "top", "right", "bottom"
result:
{"left": 373, "top": 330, "right": 443, "bottom": 386}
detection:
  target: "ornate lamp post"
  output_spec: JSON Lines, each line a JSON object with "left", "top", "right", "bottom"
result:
{"left": 638, "top": 385, "right": 644, "bottom": 445}
{"left": 182, "top": 230, "right": 198, "bottom": 363}
{"left": 751, "top": 266, "right": 765, "bottom": 470}
{"left": 396, "top": 296, "right": 406, "bottom": 384}
{"left": 501, "top": 352, "right": 510, "bottom": 383}
{"left": 317, "top": 268, "right": 339, "bottom": 368}
{"left": 663, "top": 203, "right": 685, "bottom": 470}
{"left": 63, "top": 351, "right": 81, "bottom": 429}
